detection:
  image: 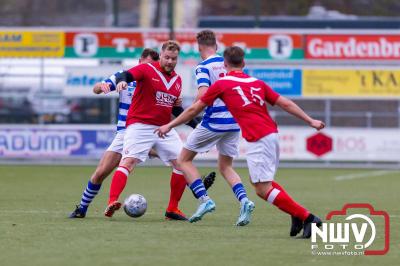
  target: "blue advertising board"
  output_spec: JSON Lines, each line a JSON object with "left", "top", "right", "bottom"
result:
{"left": 245, "top": 68, "right": 302, "bottom": 96}
{"left": 0, "top": 126, "right": 115, "bottom": 159}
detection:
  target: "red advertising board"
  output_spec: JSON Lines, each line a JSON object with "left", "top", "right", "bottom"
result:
{"left": 306, "top": 35, "right": 400, "bottom": 60}
{"left": 63, "top": 30, "right": 303, "bottom": 59}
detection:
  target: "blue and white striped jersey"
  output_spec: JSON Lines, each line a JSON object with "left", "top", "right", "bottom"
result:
{"left": 103, "top": 71, "right": 136, "bottom": 132}
{"left": 195, "top": 55, "right": 240, "bottom": 132}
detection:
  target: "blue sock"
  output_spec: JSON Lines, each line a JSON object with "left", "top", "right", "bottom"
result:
{"left": 79, "top": 180, "right": 101, "bottom": 212}
{"left": 189, "top": 179, "right": 208, "bottom": 199}
{"left": 232, "top": 183, "right": 248, "bottom": 203}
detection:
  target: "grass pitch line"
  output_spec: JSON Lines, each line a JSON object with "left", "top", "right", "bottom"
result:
{"left": 0, "top": 210, "right": 65, "bottom": 214}
{"left": 0, "top": 209, "right": 159, "bottom": 216}
{"left": 334, "top": 170, "right": 397, "bottom": 181}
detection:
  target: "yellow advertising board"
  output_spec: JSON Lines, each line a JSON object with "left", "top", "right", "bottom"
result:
{"left": 0, "top": 31, "right": 64, "bottom": 57}
{"left": 303, "top": 69, "right": 400, "bottom": 97}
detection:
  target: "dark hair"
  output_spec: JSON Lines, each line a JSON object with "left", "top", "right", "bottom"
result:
{"left": 161, "top": 40, "right": 180, "bottom": 52}
{"left": 141, "top": 48, "right": 159, "bottom": 61}
{"left": 223, "top": 46, "right": 245, "bottom": 67}
{"left": 196, "top": 30, "right": 216, "bottom": 46}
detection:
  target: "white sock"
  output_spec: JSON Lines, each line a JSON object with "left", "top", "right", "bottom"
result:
{"left": 199, "top": 195, "right": 210, "bottom": 203}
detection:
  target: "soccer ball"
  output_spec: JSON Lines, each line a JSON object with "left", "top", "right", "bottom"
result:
{"left": 123, "top": 194, "right": 147, "bottom": 218}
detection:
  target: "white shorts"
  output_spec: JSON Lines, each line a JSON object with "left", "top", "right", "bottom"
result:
{"left": 246, "top": 133, "right": 279, "bottom": 183}
{"left": 184, "top": 125, "right": 239, "bottom": 158}
{"left": 122, "top": 123, "right": 182, "bottom": 163}
{"left": 106, "top": 131, "right": 125, "bottom": 154}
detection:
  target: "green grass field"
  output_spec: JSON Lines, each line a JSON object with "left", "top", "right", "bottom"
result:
{"left": 0, "top": 165, "right": 399, "bottom": 266}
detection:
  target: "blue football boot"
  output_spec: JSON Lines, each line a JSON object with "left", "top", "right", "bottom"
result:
{"left": 189, "top": 199, "right": 216, "bottom": 223}
{"left": 235, "top": 200, "right": 255, "bottom": 226}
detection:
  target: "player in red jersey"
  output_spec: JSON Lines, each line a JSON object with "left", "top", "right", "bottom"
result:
{"left": 103, "top": 41, "right": 190, "bottom": 220}
{"left": 155, "top": 46, "right": 325, "bottom": 238}
{"left": 68, "top": 48, "right": 214, "bottom": 219}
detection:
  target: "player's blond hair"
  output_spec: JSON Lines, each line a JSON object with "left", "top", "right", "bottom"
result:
{"left": 161, "top": 40, "right": 181, "bottom": 52}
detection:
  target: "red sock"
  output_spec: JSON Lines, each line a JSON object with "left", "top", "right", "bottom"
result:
{"left": 167, "top": 169, "right": 187, "bottom": 211}
{"left": 108, "top": 166, "right": 130, "bottom": 204}
{"left": 265, "top": 181, "right": 310, "bottom": 221}
{"left": 272, "top": 181, "right": 284, "bottom": 190}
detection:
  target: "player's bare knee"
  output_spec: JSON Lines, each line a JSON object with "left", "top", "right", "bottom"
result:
{"left": 178, "top": 154, "right": 188, "bottom": 164}
{"left": 254, "top": 182, "right": 272, "bottom": 199}
{"left": 90, "top": 173, "right": 104, "bottom": 184}
{"left": 170, "top": 160, "right": 182, "bottom": 171}
{"left": 217, "top": 163, "right": 225, "bottom": 175}
{"left": 256, "top": 187, "right": 265, "bottom": 199}
{"left": 217, "top": 160, "right": 231, "bottom": 176}
{"left": 120, "top": 158, "right": 138, "bottom": 172}
{"left": 255, "top": 187, "right": 265, "bottom": 198}
{"left": 218, "top": 167, "right": 230, "bottom": 180}
{"left": 177, "top": 154, "right": 191, "bottom": 167}
{"left": 90, "top": 175, "right": 103, "bottom": 185}
{"left": 91, "top": 168, "right": 108, "bottom": 183}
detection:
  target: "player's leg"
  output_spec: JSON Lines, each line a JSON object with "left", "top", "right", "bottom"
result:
{"left": 248, "top": 133, "right": 322, "bottom": 238}
{"left": 154, "top": 129, "right": 190, "bottom": 220}
{"left": 69, "top": 132, "right": 124, "bottom": 218}
{"left": 105, "top": 157, "right": 140, "bottom": 217}
{"left": 164, "top": 160, "right": 188, "bottom": 220}
{"left": 178, "top": 127, "right": 224, "bottom": 222}
{"left": 216, "top": 131, "right": 250, "bottom": 201}
{"left": 270, "top": 181, "right": 302, "bottom": 237}
{"left": 153, "top": 128, "right": 187, "bottom": 220}
{"left": 149, "top": 148, "right": 214, "bottom": 191}
{"left": 178, "top": 148, "right": 201, "bottom": 184}
{"left": 179, "top": 147, "right": 214, "bottom": 207}
{"left": 105, "top": 124, "right": 154, "bottom": 217}
{"left": 218, "top": 154, "right": 254, "bottom": 226}
{"left": 183, "top": 126, "right": 219, "bottom": 190}
{"left": 216, "top": 132, "right": 254, "bottom": 226}
{"left": 91, "top": 151, "right": 122, "bottom": 184}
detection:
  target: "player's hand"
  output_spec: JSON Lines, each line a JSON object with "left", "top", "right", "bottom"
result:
{"left": 100, "top": 83, "right": 111, "bottom": 94}
{"left": 174, "top": 97, "right": 183, "bottom": 106}
{"left": 154, "top": 125, "right": 172, "bottom": 138}
{"left": 116, "top": 81, "right": 128, "bottom": 92}
{"left": 309, "top": 119, "right": 325, "bottom": 130}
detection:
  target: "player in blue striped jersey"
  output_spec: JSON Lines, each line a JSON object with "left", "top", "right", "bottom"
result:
{"left": 69, "top": 49, "right": 215, "bottom": 219}
{"left": 176, "top": 30, "right": 254, "bottom": 225}
{"left": 101, "top": 73, "right": 137, "bottom": 132}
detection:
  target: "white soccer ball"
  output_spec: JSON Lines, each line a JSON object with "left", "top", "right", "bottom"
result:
{"left": 123, "top": 194, "right": 147, "bottom": 218}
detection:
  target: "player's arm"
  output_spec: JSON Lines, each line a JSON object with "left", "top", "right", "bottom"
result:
{"left": 94, "top": 71, "right": 123, "bottom": 94}
{"left": 114, "top": 71, "right": 134, "bottom": 92}
{"left": 155, "top": 100, "right": 207, "bottom": 138}
{"left": 172, "top": 105, "right": 201, "bottom": 129}
{"left": 193, "top": 86, "right": 208, "bottom": 102}
{"left": 155, "top": 82, "right": 220, "bottom": 137}
{"left": 115, "top": 70, "right": 134, "bottom": 84}
{"left": 115, "top": 64, "right": 146, "bottom": 92}
{"left": 275, "top": 96, "right": 325, "bottom": 130}
{"left": 93, "top": 82, "right": 104, "bottom": 94}
{"left": 194, "top": 66, "right": 211, "bottom": 102}
{"left": 93, "top": 81, "right": 113, "bottom": 94}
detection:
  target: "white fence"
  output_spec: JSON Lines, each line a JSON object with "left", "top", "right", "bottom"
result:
{"left": 1, "top": 124, "right": 399, "bottom": 168}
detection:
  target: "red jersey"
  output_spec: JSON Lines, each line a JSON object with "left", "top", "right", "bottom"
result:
{"left": 200, "top": 71, "right": 280, "bottom": 142}
{"left": 126, "top": 62, "right": 182, "bottom": 127}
